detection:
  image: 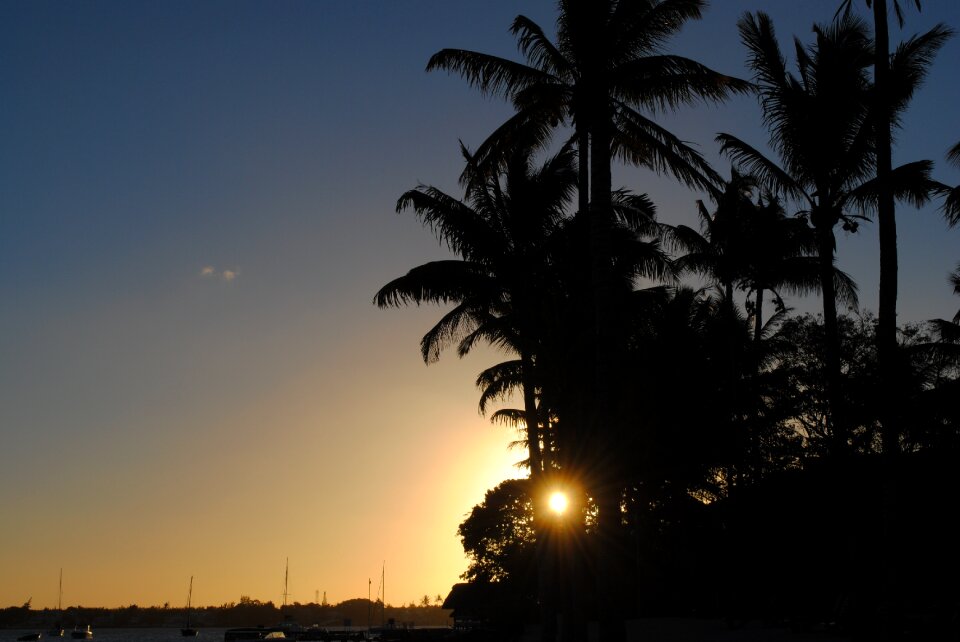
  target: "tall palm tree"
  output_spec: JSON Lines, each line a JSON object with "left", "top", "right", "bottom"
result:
{"left": 870, "top": 0, "right": 904, "bottom": 464}
{"left": 427, "top": 8, "right": 747, "bottom": 633}
{"left": 427, "top": 0, "right": 747, "bottom": 213}
{"left": 375, "top": 140, "right": 577, "bottom": 641}
{"left": 375, "top": 142, "right": 576, "bottom": 481}
{"left": 836, "top": 1, "right": 951, "bottom": 461}
{"left": 673, "top": 170, "right": 758, "bottom": 308}
{"left": 740, "top": 194, "right": 854, "bottom": 346}
{"left": 672, "top": 171, "right": 848, "bottom": 346}
{"left": 376, "top": 137, "right": 674, "bottom": 640}
{"left": 717, "top": 12, "right": 940, "bottom": 455}
{"left": 717, "top": 13, "right": 873, "bottom": 455}
{"left": 861, "top": 0, "right": 914, "bottom": 460}
{"left": 673, "top": 175, "right": 850, "bottom": 485}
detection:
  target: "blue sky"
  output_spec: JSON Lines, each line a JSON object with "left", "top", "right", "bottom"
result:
{"left": 1, "top": 0, "right": 958, "bottom": 608}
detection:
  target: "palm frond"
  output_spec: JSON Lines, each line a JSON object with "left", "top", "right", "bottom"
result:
{"left": 512, "top": 15, "right": 572, "bottom": 78}
{"left": 397, "top": 187, "right": 502, "bottom": 259}
{"left": 490, "top": 408, "right": 527, "bottom": 427}
{"left": 420, "top": 302, "right": 489, "bottom": 364}
{"left": 614, "top": 55, "right": 752, "bottom": 114}
{"left": 758, "top": 303, "right": 793, "bottom": 340}
{"left": 615, "top": 0, "right": 706, "bottom": 58}
{"left": 671, "top": 219, "right": 711, "bottom": 250}
{"left": 886, "top": 24, "right": 954, "bottom": 124}
{"left": 739, "top": 12, "right": 790, "bottom": 94}
{"left": 612, "top": 232, "right": 675, "bottom": 283}
{"left": 476, "top": 360, "right": 524, "bottom": 415}
{"left": 716, "top": 134, "right": 808, "bottom": 204}
{"left": 834, "top": 267, "right": 860, "bottom": 308}
{"left": 374, "top": 260, "right": 492, "bottom": 308}
{"left": 941, "top": 184, "right": 960, "bottom": 228}
{"left": 458, "top": 315, "right": 519, "bottom": 359}
{"left": 426, "top": 49, "right": 553, "bottom": 98}
{"left": 465, "top": 106, "right": 563, "bottom": 184}
{"left": 613, "top": 103, "right": 723, "bottom": 194}
{"left": 845, "top": 160, "right": 938, "bottom": 212}
{"left": 610, "top": 190, "right": 658, "bottom": 232}
{"left": 759, "top": 257, "right": 823, "bottom": 299}
{"left": 948, "top": 141, "right": 960, "bottom": 168}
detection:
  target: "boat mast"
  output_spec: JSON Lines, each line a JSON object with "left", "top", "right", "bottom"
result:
{"left": 186, "top": 576, "right": 193, "bottom": 627}
{"left": 58, "top": 568, "right": 63, "bottom": 611}
{"left": 381, "top": 562, "right": 385, "bottom": 628}
{"left": 282, "top": 558, "right": 289, "bottom": 608}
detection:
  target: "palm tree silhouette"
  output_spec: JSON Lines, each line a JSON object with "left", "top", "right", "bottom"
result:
{"left": 940, "top": 141, "right": 960, "bottom": 324}
{"left": 943, "top": 141, "right": 960, "bottom": 228}
{"left": 427, "top": 7, "right": 747, "bottom": 634}
{"left": 837, "top": 0, "right": 951, "bottom": 461}
{"left": 717, "top": 12, "right": 941, "bottom": 455}
{"left": 741, "top": 193, "right": 854, "bottom": 346}
{"left": 375, "top": 140, "right": 578, "bottom": 640}
{"left": 673, "top": 170, "right": 758, "bottom": 308}
{"left": 673, "top": 170, "right": 851, "bottom": 346}
{"left": 717, "top": 13, "right": 874, "bottom": 455}
{"left": 375, "top": 141, "right": 576, "bottom": 479}
{"left": 834, "top": 1, "right": 952, "bottom": 470}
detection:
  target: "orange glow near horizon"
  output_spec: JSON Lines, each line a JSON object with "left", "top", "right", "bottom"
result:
{"left": 0, "top": 325, "right": 524, "bottom": 609}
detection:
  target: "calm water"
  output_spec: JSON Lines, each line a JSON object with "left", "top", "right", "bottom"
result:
{"left": 4, "top": 629, "right": 404, "bottom": 642}
{"left": 6, "top": 630, "right": 232, "bottom": 642}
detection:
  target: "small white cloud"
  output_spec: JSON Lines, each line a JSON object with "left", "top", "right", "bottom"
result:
{"left": 200, "top": 265, "right": 240, "bottom": 282}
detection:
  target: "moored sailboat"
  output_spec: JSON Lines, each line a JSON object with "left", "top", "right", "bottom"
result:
{"left": 48, "top": 568, "right": 64, "bottom": 637}
{"left": 181, "top": 576, "right": 199, "bottom": 637}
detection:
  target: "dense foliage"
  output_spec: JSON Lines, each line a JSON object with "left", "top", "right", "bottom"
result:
{"left": 378, "top": 1, "right": 960, "bottom": 640}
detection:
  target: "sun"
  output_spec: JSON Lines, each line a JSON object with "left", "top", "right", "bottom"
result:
{"left": 548, "top": 491, "right": 569, "bottom": 515}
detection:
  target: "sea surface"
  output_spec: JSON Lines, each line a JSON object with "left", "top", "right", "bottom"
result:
{"left": 5, "top": 630, "right": 234, "bottom": 642}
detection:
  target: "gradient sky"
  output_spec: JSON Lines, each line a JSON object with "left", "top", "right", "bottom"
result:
{"left": 2, "top": 0, "right": 958, "bottom": 610}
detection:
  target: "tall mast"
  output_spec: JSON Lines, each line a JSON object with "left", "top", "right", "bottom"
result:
{"left": 381, "top": 562, "right": 385, "bottom": 628}
{"left": 186, "top": 576, "right": 193, "bottom": 628}
{"left": 283, "top": 558, "right": 289, "bottom": 607}
{"left": 58, "top": 568, "right": 62, "bottom": 611}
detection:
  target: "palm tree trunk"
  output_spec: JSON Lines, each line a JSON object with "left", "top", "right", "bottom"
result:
{"left": 588, "top": 97, "right": 627, "bottom": 642}
{"left": 520, "top": 352, "right": 557, "bottom": 642}
{"left": 577, "top": 125, "right": 590, "bottom": 220}
{"left": 749, "top": 286, "right": 766, "bottom": 482}
{"left": 815, "top": 221, "right": 846, "bottom": 456}
{"left": 754, "top": 288, "right": 765, "bottom": 346}
{"left": 872, "top": 4, "right": 903, "bottom": 638}
{"left": 522, "top": 353, "right": 544, "bottom": 477}
{"left": 874, "top": 0, "right": 900, "bottom": 460}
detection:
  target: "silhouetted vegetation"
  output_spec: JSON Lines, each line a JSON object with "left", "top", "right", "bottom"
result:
{"left": 376, "top": 1, "right": 959, "bottom": 641}
{"left": 0, "top": 599, "right": 450, "bottom": 629}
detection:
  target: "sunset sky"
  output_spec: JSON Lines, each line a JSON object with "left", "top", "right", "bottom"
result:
{"left": 2, "top": 0, "right": 958, "bottom": 609}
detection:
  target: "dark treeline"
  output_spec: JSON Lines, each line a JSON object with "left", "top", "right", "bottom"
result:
{"left": 377, "top": 1, "right": 960, "bottom": 641}
{"left": 0, "top": 599, "right": 451, "bottom": 629}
